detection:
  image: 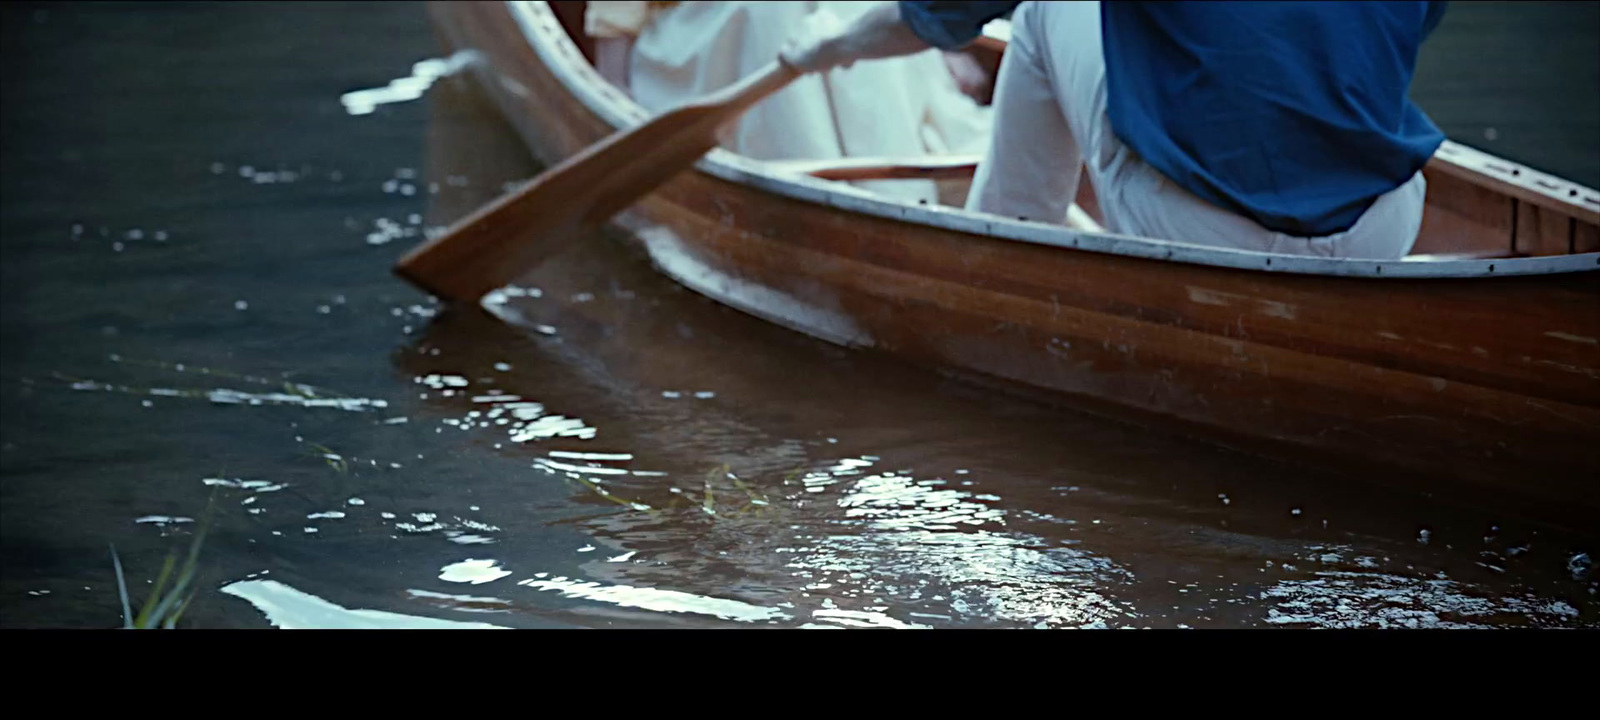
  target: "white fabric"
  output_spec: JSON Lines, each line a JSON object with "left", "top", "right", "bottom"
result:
{"left": 626, "top": 1, "right": 992, "bottom": 204}
{"left": 968, "top": 1, "right": 1427, "bottom": 259}
{"left": 586, "top": 1, "right": 662, "bottom": 39}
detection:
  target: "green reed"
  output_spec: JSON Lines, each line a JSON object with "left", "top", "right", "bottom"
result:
{"left": 110, "top": 495, "right": 217, "bottom": 629}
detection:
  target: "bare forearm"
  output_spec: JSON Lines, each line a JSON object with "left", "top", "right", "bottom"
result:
{"left": 822, "top": 3, "right": 931, "bottom": 65}
{"left": 843, "top": 3, "right": 930, "bottom": 59}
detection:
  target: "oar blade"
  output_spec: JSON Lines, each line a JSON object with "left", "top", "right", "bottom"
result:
{"left": 393, "top": 61, "right": 800, "bottom": 303}
{"left": 396, "top": 104, "right": 724, "bottom": 302}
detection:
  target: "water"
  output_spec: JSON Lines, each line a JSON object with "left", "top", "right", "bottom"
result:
{"left": 1411, "top": 1, "right": 1600, "bottom": 188}
{"left": 2, "top": 2, "right": 1596, "bottom": 629}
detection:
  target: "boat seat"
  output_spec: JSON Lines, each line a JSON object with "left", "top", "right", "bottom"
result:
{"left": 766, "top": 155, "right": 983, "bottom": 182}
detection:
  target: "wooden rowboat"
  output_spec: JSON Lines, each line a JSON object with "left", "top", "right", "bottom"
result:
{"left": 427, "top": 1, "right": 1600, "bottom": 513}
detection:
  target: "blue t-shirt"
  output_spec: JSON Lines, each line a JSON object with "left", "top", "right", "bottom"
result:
{"left": 900, "top": 1, "right": 1449, "bottom": 237}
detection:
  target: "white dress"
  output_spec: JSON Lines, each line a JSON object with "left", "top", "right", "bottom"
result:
{"left": 588, "top": 1, "right": 992, "bottom": 204}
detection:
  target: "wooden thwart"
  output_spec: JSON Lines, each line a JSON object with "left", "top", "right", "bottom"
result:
{"left": 767, "top": 154, "right": 984, "bottom": 181}
{"left": 768, "top": 154, "right": 1104, "bottom": 232}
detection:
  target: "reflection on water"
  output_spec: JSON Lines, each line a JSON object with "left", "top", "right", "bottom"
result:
{"left": 516, "top": 575, "right": 790, "bottom": 624}
{"left": 340, "top": 50, "right": 482, "bottom": 117}
{"left": 1, "top": 2, "right": 1595, "bottom": 629}
{"left": 223, "top": 579, "right": 508, "bottom": 629}
{"left": 1259, "top": 571, "right": 1580, "bottom": 629}
{"left": 439, "top": 558, "right": 511, "bottom": 584}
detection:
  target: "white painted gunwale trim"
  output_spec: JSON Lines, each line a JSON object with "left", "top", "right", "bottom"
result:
{"left": 507, "top": 1, "right": 1599, "bottom": 280}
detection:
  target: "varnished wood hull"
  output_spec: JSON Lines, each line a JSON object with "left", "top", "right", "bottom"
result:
{"left": 428, "top": 2, "right": 1600, "bottom": 513}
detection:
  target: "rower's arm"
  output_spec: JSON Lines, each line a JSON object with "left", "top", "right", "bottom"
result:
{"left": 898, "top": 1, "right": 1022, "bottom": 51}
{"left": 782, "top": 1, "right": 1020, "bottom": 72}
{"left": 782, "top": 2, "right": 926, "bottom": 72}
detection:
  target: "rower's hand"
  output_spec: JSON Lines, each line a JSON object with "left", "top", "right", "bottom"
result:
{"left": 779, "top": 9, "right": 855, "bottom": 73}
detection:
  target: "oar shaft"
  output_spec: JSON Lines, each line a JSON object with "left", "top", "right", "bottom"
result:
{"left": 698, "top": 60, "right": 803, "bottom": 115}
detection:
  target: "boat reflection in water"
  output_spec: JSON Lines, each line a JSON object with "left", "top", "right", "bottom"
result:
{"left": 375, "top": 65, "right": 1595, "bottom": 628}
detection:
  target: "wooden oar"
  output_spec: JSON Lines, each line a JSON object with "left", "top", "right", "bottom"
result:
{"left": 395, "top": 60, "right": 803, "bottom": 302}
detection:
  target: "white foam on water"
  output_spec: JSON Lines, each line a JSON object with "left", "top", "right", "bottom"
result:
{"left": 809, "top": 608, "right": 929, "bottom": 629}
{"left": 340, "top": 50, "right": 481, "bottom": 116}
{"left": 221, "top": 579, "right": 507, "bottom": 629}
{"left": 439, "top": 559, "right": 511, "bottom": 585}
{"left": 516, "top": 576, "right": 789, "bottom": 623}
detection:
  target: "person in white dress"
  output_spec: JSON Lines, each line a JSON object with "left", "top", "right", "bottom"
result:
{"left": 585, "top": 1, "right": 994, "bottom": 205}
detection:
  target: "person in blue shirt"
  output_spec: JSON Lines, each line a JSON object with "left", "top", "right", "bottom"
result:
{"left": 781, "top": 1, "right": 1450, "bottom": 260}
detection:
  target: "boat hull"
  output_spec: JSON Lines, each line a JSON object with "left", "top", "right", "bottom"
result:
{"left": 427, "top": 1, "right": 1600, "bottom": 513}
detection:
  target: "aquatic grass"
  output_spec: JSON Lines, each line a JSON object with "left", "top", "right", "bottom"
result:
{"left": 106, "top": 355, "right": 334, "bottom": 398}
{"left": 110, "top": 495, "right": 216, "bottom": 629}
{"left": 281, "top": 381, "right": 321, "bottom": 399}
{"left": 572, "top": 475, "right": 655, "bottom": 513}
{"left": 561, "top": 463, "right": 796, "bottom": 521}
{"left": 50, "top": 371, "right": 386, "bottom": 412}
{"left": 304, "top": 442, "right": 350, "bottom": 473}
{"left": 110, "top": 544, "right": 133, "bottom": 629}
{"left": 681, "top": 465, "right": 778, "bottom": 518}
{"left": 726, "top": 470, "right": 770, "bottom": 514}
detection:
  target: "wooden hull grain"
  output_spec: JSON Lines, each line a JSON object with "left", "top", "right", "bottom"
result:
{"left": 428, "top": 1, "right": 1600, "bottom": 513}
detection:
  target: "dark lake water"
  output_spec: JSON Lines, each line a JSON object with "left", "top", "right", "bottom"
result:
{"left": 2, "top": 1, "right": 1596, "bottom": 629}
